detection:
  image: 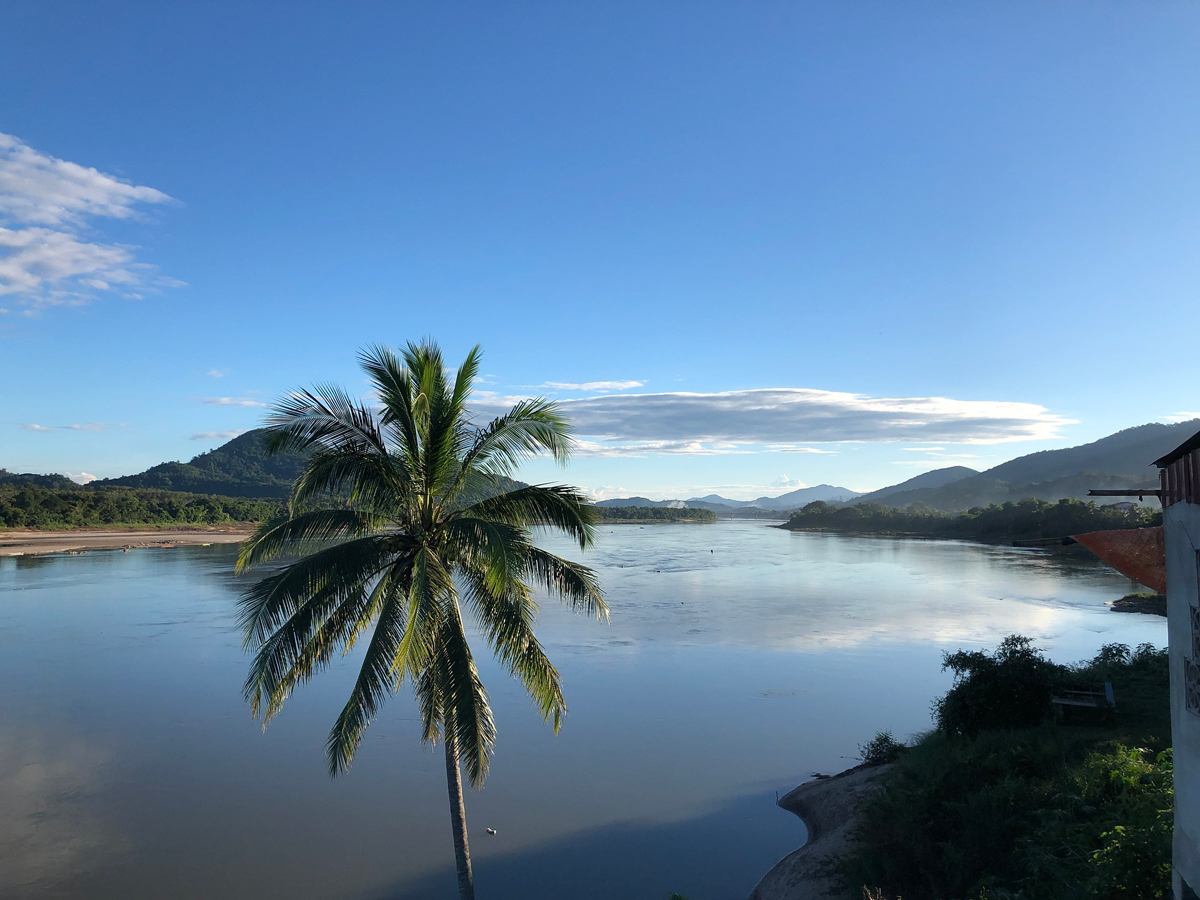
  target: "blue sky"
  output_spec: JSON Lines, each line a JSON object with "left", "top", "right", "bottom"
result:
{"left": 2, "top": 2, "right": 1198, "bottom": 498}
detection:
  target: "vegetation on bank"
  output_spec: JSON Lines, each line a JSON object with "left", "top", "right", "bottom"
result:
{"left": 0, "top": 483, "right": 281, "bottom": 529}
{"left": 845, "top": 637, "right": 1172, "bottom": 900}
{"left": 1111, "top": 592, "right": 1167, "bottom": 616}
{"left": 591, "top": 505, "right": 717, "bottom": 523}
{"left": 782, "top": 497, "right": 1161, "bottom": 542}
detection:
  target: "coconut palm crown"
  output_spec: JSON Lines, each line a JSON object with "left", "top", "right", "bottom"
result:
{"left": 236, "top": 340, "right": 607, "bottom": 899}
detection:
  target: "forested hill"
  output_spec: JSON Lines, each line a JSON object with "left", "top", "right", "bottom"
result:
{"left": 855, "top": 420, "right": 1200, "bottom": 512}
{"left": 97, "top": 429, "right": 307, "bottom": 498}
{"left": 0, "top": 469, "right": 79, "bottom": 489}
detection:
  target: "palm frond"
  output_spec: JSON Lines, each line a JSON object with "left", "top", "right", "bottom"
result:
{"left": 325, "top": 587, "right": 410, "bottom": 775}
{"left": 463, "top": 483, "right": 597, "bottom": 549}
{"left": 263, "top": 384, "right": 388, "bottom": 458}
{"left": 238, "top": 535, "right": 396, "bottom": 650}
{"left": 522, "top": 546, "right": 608, "bottom": 621}
{"left": 288, "top": 444, "right": 411, "bottom": 516}
{"left": 462, "top": 571, "right": 566, "bottom": 732}
{"left": 462, "top": 399, "right": 573, "bottom": 477}
{"left": 358, "top": 344, "right": 422, "bottom": 470}
{"left": 236, "top": 509, "right": 377, "bottom": 573}
{"left": 438, "top": 605, "right": 496, "bottom": 787}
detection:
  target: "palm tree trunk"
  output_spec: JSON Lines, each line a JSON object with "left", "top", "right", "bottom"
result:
{"left": 443, "top": 731, "right": 476, "bottom": 900}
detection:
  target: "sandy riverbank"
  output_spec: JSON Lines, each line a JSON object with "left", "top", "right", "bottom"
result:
{"left": 749, "top": 763, "right": 893, "bottom": 900}
{"left": 0, "top": 525, "right": 255, "bottom": 557}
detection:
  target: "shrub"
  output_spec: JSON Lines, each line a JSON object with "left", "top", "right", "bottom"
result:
{"left": 933, "top": 635, "right": 1064, "bottom": 736}
{"left": 843, "top": 638, "right": 1172, "bottom": 900}
{"left": 858, "top": 730, "right": 905, "bottom": 766}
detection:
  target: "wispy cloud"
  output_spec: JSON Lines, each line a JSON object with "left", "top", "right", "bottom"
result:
{"left": 205, "top": 369, "right": 225, "bottom": 378}
{"left": 472, "top": 388, "right": 1071, "bottom": 454}
{"left": 1163, "top": 411, "right": 1200, "bottom": 423}
{"left": 542, "top": 380, "right": 644, "bottom": 392}
{"left": 203, "top": 397, "right": 267, "bottom": 408}
{"left": 572, "top": 439, "right": 755, "bottom": 457}
{"left": 21, "top": 421, "right": 105, "bottom": 433}
{"left": 764, "top": 445, "right": 839, "bottom": 454}
{"left": 0, "top": 132, "right": 179, "bottom": 311}
{"left": 191, "top": 430, "right": 248, "bottom": 441}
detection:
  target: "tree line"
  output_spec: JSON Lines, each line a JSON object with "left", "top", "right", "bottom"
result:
{"left": 0, "top": 483, "right": 281, "bottom": 529}
{"left": 782, "top": 497, "right": 1161, "bottom": 542}
{"left": 591, "top": 505, "right": 717, "bottom": 523}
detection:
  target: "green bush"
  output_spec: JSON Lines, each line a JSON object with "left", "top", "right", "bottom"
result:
{"left": 844, "top": 639, "right": 1172, "bottom": 900}
{"left": 934, "top": 636, "right": 1064, "bottom": 736}
{"left": 858, "top": 730, "right": 905, "bottom": 766}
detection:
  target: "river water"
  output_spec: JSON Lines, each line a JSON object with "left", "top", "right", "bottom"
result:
{"left": 0, "top": 522, "right": 1166, "bottom": 899}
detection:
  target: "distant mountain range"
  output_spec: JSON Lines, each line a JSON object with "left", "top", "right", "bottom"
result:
{"left": 862, "top": 421, "right": 1195, "bottom": 512}
{"left": 590, "top": 420, "right": 1200, "bottom": 515}
{"left": 6, "top": 419, "right": 1198, "bottom": 514}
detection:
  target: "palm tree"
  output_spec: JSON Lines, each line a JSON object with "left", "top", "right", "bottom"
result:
{"left": 235, "top": 340, "right": 607, "bottom": 900}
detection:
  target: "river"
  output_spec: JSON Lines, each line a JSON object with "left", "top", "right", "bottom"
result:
{"left": 0, "top": 522, "right": 1166, "bottom": 899}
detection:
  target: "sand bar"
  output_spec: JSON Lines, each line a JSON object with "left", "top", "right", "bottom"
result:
{"left": 749, "top": 763, "right": 893, "bottom": 900}
{"left": 0, "top": 525, "right": 255, "bottom": 557}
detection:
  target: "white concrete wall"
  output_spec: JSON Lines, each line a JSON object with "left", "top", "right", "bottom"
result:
{"left": 1164, "top": 502, "right": 1200, "bottom": 898}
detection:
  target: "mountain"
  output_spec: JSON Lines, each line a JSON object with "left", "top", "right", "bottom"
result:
{"left": 856, "top": 421, "right": 1200, "bottom": 512}
{"left": 852, "top": 466, "right": 979, "bottom": 505}
{"left": 599, "top": 484, "right": 862, "bottom": 514}
{"left": 0, "top": 469, "right": 79, "bottom": 489}
{"left": 594, "top": 497, "right": 685, "bottom": 509}
{"left": 685, "top": 493, "right": 755, "bottom": 508}
{"left": 96, "top": 429, "right": 308, "bottom": 498}
{"left": 981, "top": 421, "right": 1198, "bottom": 483}
{"left": 747, "top": 484, "right": 863, "bottom": 510}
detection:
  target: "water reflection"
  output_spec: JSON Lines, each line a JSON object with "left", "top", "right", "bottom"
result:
{"left": 0, "top": 524, "right": 1165, "bottom": 899}
{"left": 0, "top": 722, "right": 119, "bottom": 893}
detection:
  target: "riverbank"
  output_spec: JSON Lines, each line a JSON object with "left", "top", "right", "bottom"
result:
{"left": 750, "top": 764, "right": 892, "bottom": 900}
{"left": 0, "top": 525, "right": 254, "bottom": 556}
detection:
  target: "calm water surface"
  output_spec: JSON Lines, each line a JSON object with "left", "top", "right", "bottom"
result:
{"left": 0, "top": 522, "right": 1166, "bottom": 899}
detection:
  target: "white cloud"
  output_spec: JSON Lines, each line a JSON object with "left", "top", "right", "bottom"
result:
{"left": 205, "top": 369, "right": 225, "bottom": 378}
{"left": 572, "top": 439, "right": 755, "bottom": 458}
{"left": 770, "top": 474, "right": 808, "bottom": 489}
{"left": 472, "top": 387, "right": 1072, "bottom": 454}
{"left": 20, "top": 422, "right": 105, "bottom": 433}
{"left": 203, "top": 397, "right": 267, "bottom": 408}
{"left": 542, "top": 380, "right": 644, "bottom": 392}
{"left": 0, "top": 133, "right": 178, "bottom": 310}
{"left": 191, "top": 430, "right": 248, "bottom": 441}
{"left": 66, "top": 472, "right": 97, "bottom": 484}
{"left": 764, "top": 445, "right": 839, "bottom": 454}
{"left": 1163, "top": 412, "right": 1200, "bottom": 423}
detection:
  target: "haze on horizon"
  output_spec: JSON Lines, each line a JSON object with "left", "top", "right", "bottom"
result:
{"left": 2, "top": 3, "right": 1198, "bottom": 499}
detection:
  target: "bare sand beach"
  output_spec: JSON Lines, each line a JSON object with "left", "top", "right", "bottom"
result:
{"left": 0, "top": 526, "right": 254, "bottom": 557}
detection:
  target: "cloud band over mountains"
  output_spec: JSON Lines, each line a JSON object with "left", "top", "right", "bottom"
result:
{"left": 473, "top": 388, "right": 1072, "bottom": 453}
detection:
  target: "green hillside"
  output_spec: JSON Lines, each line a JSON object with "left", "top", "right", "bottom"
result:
{"left": 856, "top": 421, "right": 1198, "bottom": 512}
{"left": 0, "top": 469, "right": 80, "bottom": 490}
{"left": 97, "top": 429, "right": 307, "bottom": 498}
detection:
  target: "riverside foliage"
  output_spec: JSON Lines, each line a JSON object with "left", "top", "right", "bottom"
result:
{"left": 846, "top": 639, "right": 1173, "bottom": 900}
{"left": 782, "top": 497, "right": 1161, "bottom": 542}
{"left": 591, "top": 505, "right": 716, "bottom": 523}
{"left": 0, "top": 483, "right": 280, "bottom": 529}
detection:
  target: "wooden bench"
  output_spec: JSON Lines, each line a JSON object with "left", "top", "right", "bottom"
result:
{"left": 1051, "top": 681, "right": 1115, "bottom": 710}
